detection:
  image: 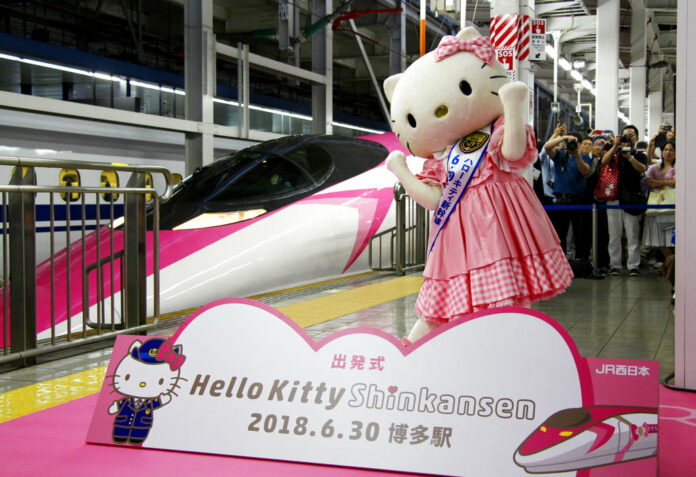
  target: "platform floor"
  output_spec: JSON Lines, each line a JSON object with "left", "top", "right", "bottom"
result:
{"left": 0, "top": 267, "right": 688, "bottom": 476}
{"left": 0, "top": 266, "right": 676, "bottom": 423}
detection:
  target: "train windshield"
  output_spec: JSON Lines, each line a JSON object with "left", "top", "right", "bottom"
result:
{"left": 543, "top": 408, "right": 592, "bottom": 429}
{"left": 208, "top": 155, "right": 314, "bottom": 202}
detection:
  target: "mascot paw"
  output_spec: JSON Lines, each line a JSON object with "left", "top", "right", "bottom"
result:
{"left": 498, "top": 81, "right": 528, "bottom": 106}
{"left": 386, "top": 150, "right": 408, "bottom": 173}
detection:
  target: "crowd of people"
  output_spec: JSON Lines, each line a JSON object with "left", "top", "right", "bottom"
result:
{"left": 533, "top": 122, "right": 676, "bottom": 299}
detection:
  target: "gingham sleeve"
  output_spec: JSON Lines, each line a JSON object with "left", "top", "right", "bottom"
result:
{"left": 487, "top": 116, "right": 539, "bottom": 173}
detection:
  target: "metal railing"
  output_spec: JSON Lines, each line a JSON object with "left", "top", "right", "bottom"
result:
{"left": 372, "top": 185, "right": 676, "bottom": 278}
{"left": 0, "top": 157, "right": 173, "bottom": 366}
{"left": 369, "top": 183, "right": 430, "bottom": 275}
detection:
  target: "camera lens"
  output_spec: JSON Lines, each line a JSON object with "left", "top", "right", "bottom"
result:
{"left": 621, "top": 134, "right": 632, "bottom": 143}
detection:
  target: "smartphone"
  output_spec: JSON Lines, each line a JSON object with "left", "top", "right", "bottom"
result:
{"left": 664, "top": 125, "right": 672, "bottom": 131}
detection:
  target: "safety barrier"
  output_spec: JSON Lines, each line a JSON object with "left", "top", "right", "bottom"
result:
{"left": 0, "top": 156, "right": 174, "bottom": 366}
{"left": 545, "top": 202, "right": 675, "bottom": 275}
{"left": 373, "top": 187, "right": 675, "bottom": 278}
{"left": 369, "top": 184, "right": 430, "bottom": 275}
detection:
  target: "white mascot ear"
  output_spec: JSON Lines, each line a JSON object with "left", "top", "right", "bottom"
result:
{"left": 383, "top": 73, "right": 402, "bottom": 104}
{"left": 455, "top": 26, "right": 481, "bottom": 41}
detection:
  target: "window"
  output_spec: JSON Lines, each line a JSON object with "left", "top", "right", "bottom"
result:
{"left": 284, "top": 144, "right": 333, "bottom": 182}
{"left": 100, "top": 171, "right": 119, "bottom": 202}
{"left": 59, "top": 168, "right": 81, "bottom": 202}
{"left": 209, "top": 156, "right": 312, "bottom": 202}
{"left": 144, "top": 173, "right": 153, "bottom": 202}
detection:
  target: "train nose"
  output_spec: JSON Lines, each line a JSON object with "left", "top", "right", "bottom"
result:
{"left": 513, "top": 449, "right": 534, "bottom": 466}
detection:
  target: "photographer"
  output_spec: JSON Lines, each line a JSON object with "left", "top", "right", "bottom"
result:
{"left": 544, "top": 127, "right": 592, "bottom": 266}
{"left": 584, "top": 136, "right": 611, "bottom": 273}
{"left": 601, "top": 125, "right": 648, "bottom": 276}
{"left": 648, "top": 124, "right": 674, "bottom": 164}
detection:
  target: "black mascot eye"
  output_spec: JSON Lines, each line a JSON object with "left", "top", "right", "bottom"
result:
{"left": 459, "top": 80, "right": 472, "bottom": 95}
{"left": 159, "top": 378, "right": 165, "bottom": 385}
{"left": 407, "top": 113, "right": 417, "bottom": 128}
{"left": 125, "top": 374, "right": 130, "bottom": 380}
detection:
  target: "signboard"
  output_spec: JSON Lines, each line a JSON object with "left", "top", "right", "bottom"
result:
{"left": 496, "top": 47, "right": 517, "bottom": 81}
{"left": 87, "top": 299, "right": 658, "bottom": 476}
{"left": 531, "top": 19, "right": 546, "bottom": 61}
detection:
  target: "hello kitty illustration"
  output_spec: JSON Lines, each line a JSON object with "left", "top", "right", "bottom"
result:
{"left": 384, "top": 27, "right": 573, "bottom": 345}
{"left": 107, "top": 338, "right": 186, "bottom": 445}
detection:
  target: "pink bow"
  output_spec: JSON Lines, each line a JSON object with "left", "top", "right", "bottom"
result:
{"left": 434, "top": 35, "right": 495, "bottom": 65}
{"left": 156, "top": 340, "right": 186, "bottom": 371}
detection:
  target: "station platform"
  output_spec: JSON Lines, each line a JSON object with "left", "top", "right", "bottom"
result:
{"left": 0, "top": 268, "right": 692, "bottom": 476}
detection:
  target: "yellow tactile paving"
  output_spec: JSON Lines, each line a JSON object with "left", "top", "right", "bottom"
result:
{"left": 276, "top": 275, "right": 423, "bottom": 328}
{"left": 0, "top": 366, "right": 107, "bottom": 423}
{"left": 0, "top": 274, "right": 423, "bottom": 423}
{"left": 152, "top": 271, "right": 378, "bottom": 322}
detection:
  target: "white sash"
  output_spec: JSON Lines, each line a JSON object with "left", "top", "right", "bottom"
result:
{"left": 428, "top": 123, "right": 494, "bottom": 255}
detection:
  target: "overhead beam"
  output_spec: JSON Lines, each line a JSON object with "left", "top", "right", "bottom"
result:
{"left": 536, "top": 1, "right": 580, "bottom": 16}
{"left": 563, "top": 41, "right": 596, "bottom": 55}
{"left": 547, "top": 15, "right": 596, "bottom": 34}
{"left": 216, "top": 41, "right": 327, "bottom": 84}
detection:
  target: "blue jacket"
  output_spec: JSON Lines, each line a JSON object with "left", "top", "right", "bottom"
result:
{"left": 112, "top": 396, "right": 163, "bottom": 438}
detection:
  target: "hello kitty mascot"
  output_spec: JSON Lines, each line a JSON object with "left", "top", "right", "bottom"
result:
{"left": 385, "top": 27, "right": 573, "bottom": 345}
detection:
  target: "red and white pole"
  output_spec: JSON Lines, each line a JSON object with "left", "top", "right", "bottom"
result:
{"left": 420, "top": 0, "right": 426, "bottom": 57}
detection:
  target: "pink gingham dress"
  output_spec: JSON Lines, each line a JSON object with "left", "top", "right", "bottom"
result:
{"left": 415, "top": 117, "right": 573, "bottom": 323}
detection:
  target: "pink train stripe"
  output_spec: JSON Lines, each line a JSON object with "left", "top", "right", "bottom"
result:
{"left": 0, "top": 131, "right": 405, "bottom": 343}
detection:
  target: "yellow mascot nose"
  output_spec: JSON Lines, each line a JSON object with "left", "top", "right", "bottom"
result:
{"left": 139, "top": 382, "right": 146, "bottom": 387}
{"left": 435, "top": 105, "right": 449, "bottom": 118}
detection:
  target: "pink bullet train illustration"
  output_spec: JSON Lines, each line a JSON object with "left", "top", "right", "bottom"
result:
{"left": 1, "top": 133, "right": 410, "bottom": 342}
{"left": 513, "top": 406, "right": 658, "bottom": 474}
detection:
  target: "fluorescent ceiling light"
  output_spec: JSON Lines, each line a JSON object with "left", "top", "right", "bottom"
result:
{"left": 559, "top": 57, "right": 572, "bottom": 71}
{"left": 93, "top": 72, "right": 120, "bottom": 82}
{"left": 573, "top": 60, "right": 586, "bottom": 69}
{"left": 213, "top": 97, "right": 239, "bottom": 107}
{"left": 21, "top": 58, "right": 94, "bottom": 77}
{"left": 173, "top": 209, "right": 267, "bottom": 230}
{"left": 130, "top": 80, "right": 163, "bottom": 91}
{"left": 130, "top": 80, "right": 183, "bottom": 96}
{"left": 570, "top": 70, "right": 584, "bottom": 82}
{"left": 0, "top": 52, "right": 20, "bottom": 61}
{"left": 581, "top": 79, "right": 593, "bottom": 90}
{"left": 0, "top": 52, "right": 383, "bottom": 135}
{"left": 331, "top": 121, "right": 386, "bottom": 134}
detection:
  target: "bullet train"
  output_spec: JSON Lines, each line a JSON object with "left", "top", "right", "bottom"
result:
{"left": 1, "top": 132, "right": 409, "bottom": 342}
{"left": 513, "top": 406, "right": 658, "bottom": 474}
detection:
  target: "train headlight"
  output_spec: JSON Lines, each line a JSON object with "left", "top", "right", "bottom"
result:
{"left": 173, "top": 209, "right": 267, "bottom": 230}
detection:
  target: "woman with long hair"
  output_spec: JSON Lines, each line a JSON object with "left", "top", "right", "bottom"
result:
{"left": 642, "top": 139, "right": 676, "bottom": 273}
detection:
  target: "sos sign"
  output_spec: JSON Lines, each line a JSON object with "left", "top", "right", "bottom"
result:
{"left": 496, "top": 47, "right": 517, "bottom": 80}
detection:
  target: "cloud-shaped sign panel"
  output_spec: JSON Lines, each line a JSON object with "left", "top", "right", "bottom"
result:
{"left": 90, "top": 299, "right": 588, "bottom": 477}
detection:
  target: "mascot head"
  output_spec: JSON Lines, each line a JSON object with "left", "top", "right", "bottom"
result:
{"left": 384, "top": 27, "right": 510, "bottom": 158}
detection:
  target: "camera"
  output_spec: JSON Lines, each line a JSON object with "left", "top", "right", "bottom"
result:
{"left": 664, "top": 125, "right": 672, "bottom": 131}
{"left": 620, "top": 134, "right": 633, "bottom": 152}
{"left": 565, "top": 139, "right": 578, "bottom": 151}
